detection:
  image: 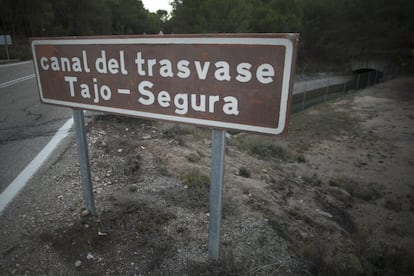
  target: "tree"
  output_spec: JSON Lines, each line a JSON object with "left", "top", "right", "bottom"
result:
{"left": 167, "top": 0, "right": 252, "bottom": 33}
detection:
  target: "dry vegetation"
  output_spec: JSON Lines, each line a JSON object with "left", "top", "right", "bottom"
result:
{"left": 1, "top": 78, "right": 413, "bottom": 275}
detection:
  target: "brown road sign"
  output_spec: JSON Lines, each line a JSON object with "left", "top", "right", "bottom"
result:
{"left": 31, "top": 34, "right": 298, "bottom": 135}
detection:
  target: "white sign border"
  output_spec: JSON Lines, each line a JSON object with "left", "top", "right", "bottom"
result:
{"left": 32, "top": 36, "right": 294, "bottom": 135}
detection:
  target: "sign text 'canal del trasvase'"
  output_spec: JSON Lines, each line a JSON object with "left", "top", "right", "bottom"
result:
{"left": 32, "top": 34, "right": 298, "bottom": 135}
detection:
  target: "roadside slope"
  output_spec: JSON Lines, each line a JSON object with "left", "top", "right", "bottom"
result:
{"left": 0, "top": 77, "right": 413, "bottom": 275}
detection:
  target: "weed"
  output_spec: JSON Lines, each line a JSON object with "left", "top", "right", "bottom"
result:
{"left": 298, "top": 237, "right": 364, "bottom": 276}
{"left": 191, "top": 127, "right": 211, "bottom": 140}
{"left": 250, "top": 143, "right": 287, "bottom": 160}
{"left": 329, "top": 177, "right": 383, "bottom": 201}
{"left": 163, "top": 124, "right": 193, "bottom": 138}
{"left": 187, "top": 153, "right": 201, "bottom": 163}
{"left": 318, "top": 197, "right": 357, "bottom": 233}
{"left": 359, "top": 243, "right": 414, "bottom": 275}
{"left": 297, "top": 154, "right": 306, "bottom": 163}
{"left": 180, "top": 168, "right": 210, "bottom": 198}
{"left": 384, "top": 196, "right": 402, "bottom": 212}
{"left": 353, "top": 224, "right": 414, "bottom": 275}
{"left": 408, "top": 192, "right": 414, "bottom": 211}
{"left": 230, "top": 135, "right": 290, "bottom": 161}
{"left": 123, "top": 154, "right": 141, "bottom": 177}
{"left": 303, "top": 174, "right": 322, "bottom": 186}
{"left": 154, "top": 156, "right": 170, "bottom": 176}
{"left": 238, "top": 166, "right": 251, "bottom": 178}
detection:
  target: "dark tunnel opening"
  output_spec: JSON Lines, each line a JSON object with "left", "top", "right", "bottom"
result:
{"left": 352, "top": 68, "right": 383, "bottom": 89}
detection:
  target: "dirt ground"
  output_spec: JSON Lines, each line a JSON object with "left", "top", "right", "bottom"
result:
{"left": 1, "top": 77, "right": 413, "bottom": 275}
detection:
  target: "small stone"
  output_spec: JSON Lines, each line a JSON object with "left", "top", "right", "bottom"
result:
{"left": 117, "top": 148, "right": 123, "bottom": 153}
{"left": 74, "top": 260, "right": 82, "bottom": 267}
{"left": 81, "top": 210, "right": 90, "bottom": 217}
{"left": 86, "top": 252, "right": 94, "bottom": 260}
{"left": 315, "top": 208, "right": 333, "bottom": 218}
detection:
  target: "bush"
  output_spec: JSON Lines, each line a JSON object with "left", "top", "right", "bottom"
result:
{"left": 329, "top": 177, "right": 383, "bottom": 201}
{"left": 180, "top": 168, "right": 210, "bottom": 198}
{"left": 231, "top": 135, "right": 289, "bottom": 161}
{"left": 238, "top": 166, "right": 251, "bottom": 178}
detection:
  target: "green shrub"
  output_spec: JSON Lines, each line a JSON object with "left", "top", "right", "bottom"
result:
{"left": 238, "top": 166, "right": 251, "bottom": 178}
{"left": 180, "top": 168, "right": 210, "bottom": 198}
{"left": 231, "top": 135, "right": 289, "bottom": 161}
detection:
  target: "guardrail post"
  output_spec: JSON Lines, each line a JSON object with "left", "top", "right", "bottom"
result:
{"left": 301, "top": 83, "right": 307, "bottom": 111}
{"left": 73, "top": 109, "right": 96, "bottom": 215}
{"left": 367, "top": 71, "right": 371, "bottom": 87}
{"left": 356, "top": 74, "right": 360, "bottom": 90}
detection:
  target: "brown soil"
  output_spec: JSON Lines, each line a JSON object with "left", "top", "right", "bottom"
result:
{"left": 1, "top": 77, "right": 413, "bottom": 275}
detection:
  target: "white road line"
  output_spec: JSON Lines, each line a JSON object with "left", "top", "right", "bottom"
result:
{"left": 0, "top": 61, "right": 32, "bottom": 68}
{"left": 0, "top": 74, "right": 35, "bottom": 89}
{"left": 0, "top": 117, "right": 74, "bottom": 215}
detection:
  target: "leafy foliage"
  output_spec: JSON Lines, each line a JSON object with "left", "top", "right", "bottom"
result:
{"left": 1, "top": 0, "right": 412, "bottom": 67}
{"left": 0, "top": 0, "right": 163, "bottom": 36}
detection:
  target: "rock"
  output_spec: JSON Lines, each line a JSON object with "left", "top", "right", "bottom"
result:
{"left": 74, "top": 260, "right": 82, "bottom": 267}
{"left": 86, "top": 252, "right": 94, "bottom": 260}
{"left": 315, "top": 208, "right": 333, "bottom": 218}
{"left": 326, "top": 186, "right": 352, "bottom": 203}
{"left": 80, "top": 210, "right": 90, "bottom": 217}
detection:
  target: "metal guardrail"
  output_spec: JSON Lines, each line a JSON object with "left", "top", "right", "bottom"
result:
{"left": 291, "top": 70, "right": 391, "bottom": 113}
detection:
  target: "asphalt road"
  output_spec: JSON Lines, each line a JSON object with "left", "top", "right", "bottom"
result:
{"left": 0, "top": 61, "right": 72, "bottom": 193}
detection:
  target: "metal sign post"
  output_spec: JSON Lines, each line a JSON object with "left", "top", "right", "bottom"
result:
{"left": 1, "top": 35, "right": 12, "bottom": 61}
{"left": 72, "top": 109, "right": 96, "bottom": 215}
{"left": 208, "top": 129, "right": 226, "bottom": 259}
